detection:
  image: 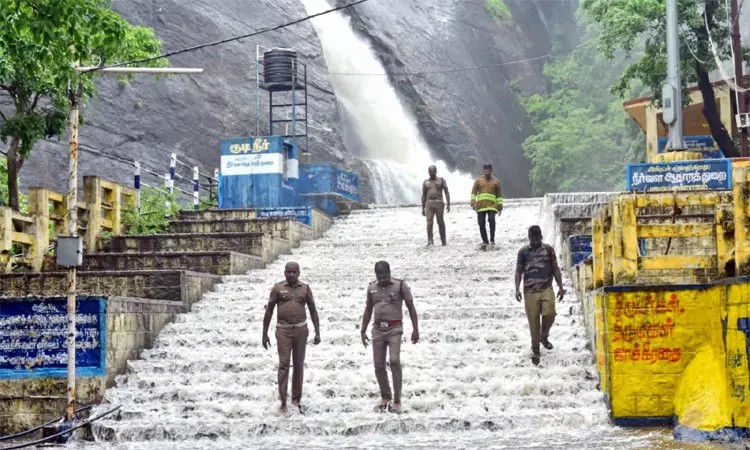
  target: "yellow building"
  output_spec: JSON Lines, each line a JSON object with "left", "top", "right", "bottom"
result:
{"left": 623, "top": 77, "right": 746, "bottom": 162}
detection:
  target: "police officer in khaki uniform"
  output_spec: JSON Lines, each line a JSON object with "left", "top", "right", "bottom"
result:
{"left": 360, "top": 261, "right": 420, "bottom": 414}
{"left": 262, "top": 262, "right": 321, "bottom": 413}
{"left": 422, "top": 165, "right": 450, "bottom": 246}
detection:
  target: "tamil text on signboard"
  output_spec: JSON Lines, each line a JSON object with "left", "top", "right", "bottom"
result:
{"left": 335, "top": 169, "right": 360, "bottom": 202}
{"left": 627, "top": 159, "right": 732, "bottom": 192}
{"left": 0, "top": 296, "right": 106, "bottom": 379}
{"left": 256, "top": 207, "right": 313, "bottom": 226}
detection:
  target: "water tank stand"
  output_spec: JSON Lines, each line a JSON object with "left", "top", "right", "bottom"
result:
{"left": 255, "top": 45, "right": 309, "bottom": 154}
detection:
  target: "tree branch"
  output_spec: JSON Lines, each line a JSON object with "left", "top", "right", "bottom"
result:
{"left": 30, "top": 92, "right": 40, "bottom": 111}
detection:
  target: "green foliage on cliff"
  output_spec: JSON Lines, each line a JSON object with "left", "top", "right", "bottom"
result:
{"left": 520, "top": 24, "right": 645, "bottom": 195}
{"left": 122, "top": 187, "right": 180, "bottom": 235}
{"left": 486, "top": 0, "right": 511, "bottom": 23}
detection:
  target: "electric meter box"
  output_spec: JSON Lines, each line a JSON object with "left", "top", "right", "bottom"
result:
{"left": 56, "top": 236, "right": 83, "bottom": 267}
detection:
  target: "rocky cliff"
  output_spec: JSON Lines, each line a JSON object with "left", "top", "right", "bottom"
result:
{"left": 17, "top": 0, "right": 579, "bottom": 202}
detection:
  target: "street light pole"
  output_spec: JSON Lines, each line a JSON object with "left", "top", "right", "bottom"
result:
{"left": 664, "top": 0, "right": 685, "bottom": 150}
{"left": 63, "top": 65, "right": 203, "bottom": 424}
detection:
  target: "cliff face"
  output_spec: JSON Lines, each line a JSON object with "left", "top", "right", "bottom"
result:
{"left": 19, "top": 0, "right": 348, "bottom": 198}
{"left": 337, "top": 0, "right": 579, "bottom": 197}
{"left": 15, "top": 0, "right": 579, "bottom": 201}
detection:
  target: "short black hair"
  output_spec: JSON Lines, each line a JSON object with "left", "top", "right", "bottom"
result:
{"left": 528, "top": 225, "right": 542, "bottom": 237}
{"left": 483, "top": 163, "right": 492, "bottom": 170}
{"left": 375, "top": 261, "right": 390, "bottom": 272}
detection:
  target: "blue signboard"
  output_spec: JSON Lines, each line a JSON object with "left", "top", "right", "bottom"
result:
{"left": 256, "top": 207, "right": 313, "bottom": 226}
{"left": 627, "top": 159, "right": 732, "bottom": 192}
{"left": 658, "top": 135, "right": 725, "bottom": 159}
{"left": 335, "top": 168, "right": 360, "bottom": 202}
{"left": 0, "top": 296, "right": 106, "bottom": 379}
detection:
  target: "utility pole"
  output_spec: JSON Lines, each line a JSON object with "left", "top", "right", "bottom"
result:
{"left": 663, "top": 0, "right": 685, "bottom": 150}
{"left": 731, "top": 0, "right": 748, "bottom": 156}
{"left": 64, "top": 65, "right": 203, "bottom": 424}
{"left": 65, "top": 79, "right": 81, "bottom": 422}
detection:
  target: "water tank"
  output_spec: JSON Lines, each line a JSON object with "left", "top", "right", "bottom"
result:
{"left": 263, "top": 48, "right": 298, "bottom": 86}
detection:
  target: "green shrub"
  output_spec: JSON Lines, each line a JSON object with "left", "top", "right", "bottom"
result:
{"left": 122, "top": 187, "right": 181, "bottom": 235}
{"left": 486, "top": 0, "right": 511, "bottom": 23}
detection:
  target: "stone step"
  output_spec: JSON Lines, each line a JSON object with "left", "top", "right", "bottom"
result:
{"left": 168, "top": 218, "right": 312, "bottom": 246}
{"left": 104, "top": 233, "right": 291, "bottom": 263}
{"left": 55, "top": 252, "right": 265, "bottom": 276}
{"left": 0, "top": 270, "right": 219, "bottom": 310}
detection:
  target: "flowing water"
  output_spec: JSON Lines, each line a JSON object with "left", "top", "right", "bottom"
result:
{"left": 76, "top": 201, "right": 734, "bottom": 449}
{"left": 301, "top": 0, "right": 474, "bottom": 204}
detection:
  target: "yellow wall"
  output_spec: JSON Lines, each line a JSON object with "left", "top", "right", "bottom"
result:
{"left": 588, "top": 281, "right": 750, "bottom": 428}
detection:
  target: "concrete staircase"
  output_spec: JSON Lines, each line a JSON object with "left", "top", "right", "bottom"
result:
{"left": 82, "top": 200, "right": 669, "bottom": 449}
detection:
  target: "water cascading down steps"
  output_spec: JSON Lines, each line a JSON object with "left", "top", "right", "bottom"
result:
{"left": 87, "top": 201, "right": 669, "bottom": 449}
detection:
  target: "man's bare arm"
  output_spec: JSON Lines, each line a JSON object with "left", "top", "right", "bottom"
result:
{"left": 361, "top": 292, "right": 373, "bottom": 347}
{"left": 262, "top": 289, "right": 277, "bottom": 349}
{"left": 443, "top": 181, "right": 451, "bottom": 210}
{"left": 306, "top": 286, "right": 321, "bottom": 342}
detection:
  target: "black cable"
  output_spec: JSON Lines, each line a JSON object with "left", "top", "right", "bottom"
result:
{"left": 82, "top": 0, "right": 372, "bottom": 73}
{"left": 0, "top": 404, "right": 92, "bottom": 443}
{"left": 0, "top": 405, "right": 121, "bottom": 450}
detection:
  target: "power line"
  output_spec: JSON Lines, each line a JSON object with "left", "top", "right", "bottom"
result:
{"left": 327, "top": 53, "right": 558, "bottom": 77}
{"left": 83, "top": 0, "right": 372, "bottom": 73}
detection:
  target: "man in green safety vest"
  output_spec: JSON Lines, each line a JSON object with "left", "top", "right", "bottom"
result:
{"left": 470, "top": 163, "right": 503, "bottom": 250}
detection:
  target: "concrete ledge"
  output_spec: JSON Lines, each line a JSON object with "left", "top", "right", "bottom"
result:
{"left": 105, "top": 233, "right": 291, "bottom": 262}
{"left": 0, "top": 270, "right": 219, "bottom": 310}
{"left": 168, "top": 218, "right": 310, "bottom": 247}
{"left": 178, "top": 208, "right": 255, "bottom": 221}
{"left": 45, "top": 252, "right": 265, "bottom": 276}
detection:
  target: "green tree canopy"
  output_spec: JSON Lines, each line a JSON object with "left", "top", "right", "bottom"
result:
{"left": 0, "top": 0, "right": 167, "bottom": 210}
{"left": 582, "top": 0, "right": 741, "bottom": 157}
{"left": 521, "top": 21, "right": 645, "bottom": 194}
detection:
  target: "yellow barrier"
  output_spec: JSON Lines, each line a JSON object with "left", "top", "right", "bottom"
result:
{"left": 0, "top": 177, "right": 135, "bottom": 272}
{"left": 581, "top": 160, "right": 750, "bottom": 433}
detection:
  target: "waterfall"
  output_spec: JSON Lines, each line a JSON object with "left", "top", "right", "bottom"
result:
{"left": 301, "top": 0, "right": 474, "bottom": 204}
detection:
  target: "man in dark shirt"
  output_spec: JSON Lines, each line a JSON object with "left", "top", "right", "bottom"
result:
{"left": 360, "top": 261, "right": 419, "bottom": 414}
{"left": 514, "top": 226, "right": 565, "bottom": 366}
{"left": 262, "top": 262, "right": 321, "bottom": 413}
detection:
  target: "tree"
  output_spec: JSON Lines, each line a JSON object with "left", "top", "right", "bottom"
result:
{"left": 582, "top": 0, "right": 740, "bottom": 157}
{"left": 520, "top": 21, "right": 645, "bottom": 194}
{"left": 0, "top": 0, "right": 166, "bottom": 211}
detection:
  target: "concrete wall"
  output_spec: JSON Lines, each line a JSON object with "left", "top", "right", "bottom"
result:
{"left": 75, "top": 252, "right": 265, "bottom": 276}
{"left": 106, "top": 233, "right": 292, "bottom": 263}
{"left": 0, "top": 271, "right": 220, "bottom": 310}
{"left": 581, "top": 279, "right": 750, "bottom": 432}
{"left": 311, "top": 208, "right": 333, "bottom": 238}
{"left": 168, "top": 218, "right": 310, "bottom": 247}
{"left": 0, "top": 296, "right": 184, "bottom": 435}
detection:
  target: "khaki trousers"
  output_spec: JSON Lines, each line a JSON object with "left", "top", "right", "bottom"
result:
{"left": 523, "top": 287, "right": 556, "bottom": 353}
{"left": 275, "top": 324, "right": 309, "bottom": 404}
{"left": 372, "top": 326, "right": 403, "bottom": 403}
{"left": 425, "top": 201, "right": 446, "bottom": 244}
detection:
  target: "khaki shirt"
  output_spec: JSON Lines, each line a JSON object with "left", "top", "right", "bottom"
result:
{"left": 269, "top": 280, "right": 313, "bottom": 324}
{"left": 367, "top": 278, "right": 413, "bottom": 322}
{"left": 423, "top": 177, "right": 447, "bottom": 202}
